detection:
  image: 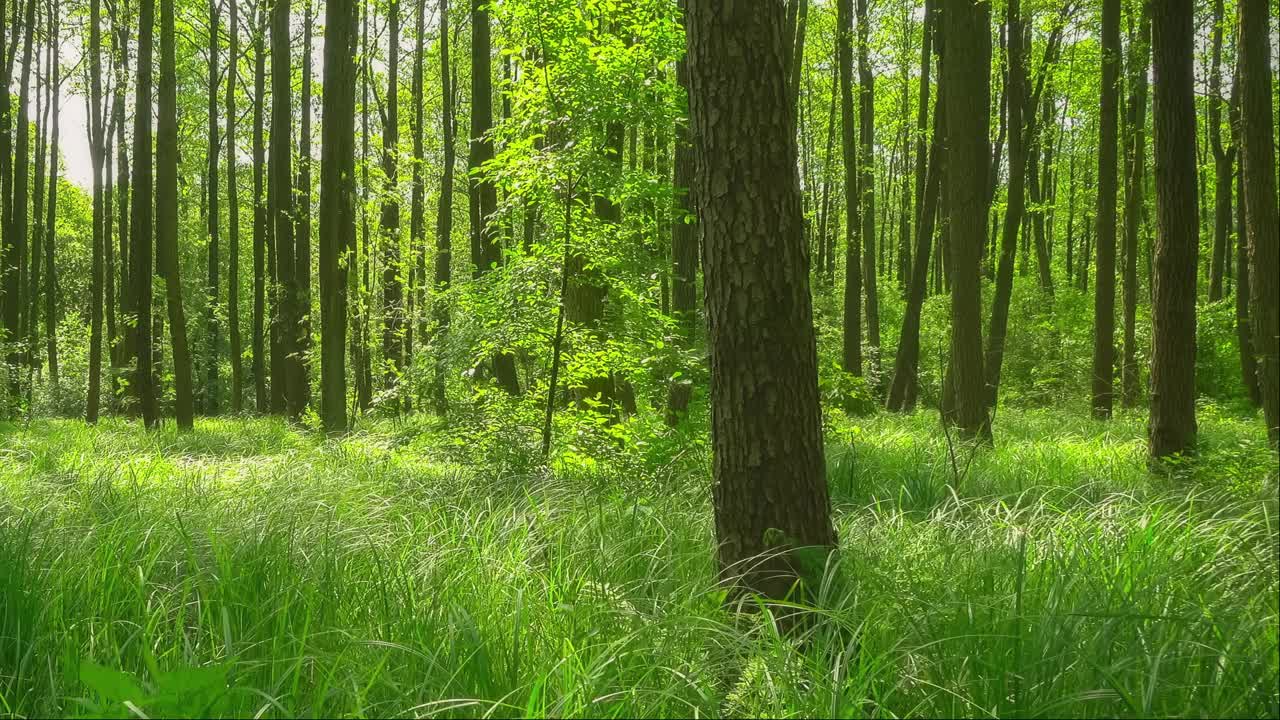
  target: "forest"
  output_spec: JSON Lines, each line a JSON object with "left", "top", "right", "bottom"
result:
{"left": 0, "top": 0, "right": 1278, "bottom": 716}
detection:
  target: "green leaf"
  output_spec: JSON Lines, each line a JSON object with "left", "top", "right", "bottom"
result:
{"left": 79, "top": 661, "right": 145, "bottom": 704}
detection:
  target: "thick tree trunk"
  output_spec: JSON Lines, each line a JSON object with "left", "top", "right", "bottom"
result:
{"left": 1091, "top": 0, "right": 1120, "bottom": 420}
{"left": 157, "top": 0, "right": 194, "bottom": 429}
{"left": 1148, "top": 0, "right": 1199, "bottom": 459}
{"left": 319, "top": 0, "right": 356, "bottom": 433}
{"left": 686, "top": 0, "right": 836, "bottom": 601}
{"left": 270, "top": 0, "right": 301, "bottom": 418}
{"left": 131, "top": 0, "right": 157, "bottom": 426}
{"left": 1237, "top": 0, "right": 1279, "bottom": 446}
{"left": 1231, "top": 79, "right": 1260, "bottom": 409}
{"left": 942, "top": 0, "right": 992, "bottom": 443}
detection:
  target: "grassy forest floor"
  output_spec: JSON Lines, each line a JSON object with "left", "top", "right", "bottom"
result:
{"left": 1, "top": 408, "right": 1277, "bottom": 718}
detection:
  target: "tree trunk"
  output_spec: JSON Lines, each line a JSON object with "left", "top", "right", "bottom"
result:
{"left": 270, "top": 0, "right": 300, "bottom": 418}
{"left": 685, "top": 0, "right": 836, "bottom": 601}
{"left": 1206, "top": 0, "right": 1229, "bottom": 303}
{"left": 111, "top": 0, "right": 130, "bottom": 407}
{"left": 430, "top": 0, "right": 454, "bottom": 413}
{"left": 984, "top": 0, "right": 1025, "bottom": 410}
{"left": 942, "top": 0, "right": 992, "bottom": 443}
{"left": 1237, "top": 0, "right": 1279, "bottom": 446}
{"left": 319, "top": 0, "right": 356, "bottom": 433}
{"left": 409, "top": 0, "right": 426, "bottom": 408}
{"left": 837, "top": 0, "right": 861, "bottom": 376}
{"left": 1148, "top": 0, "right": 1199, "bottom": 459}
{"left": 131, "top": 0, "right": 157, "bottom": 426}
{"left": 856, "top": 0, "right": 879, "bottom": 371}
{"left": 296, "top": 0, "right": 313, "bottom": 415}
{"left": 380, "top": 0, "right": 403, "bottom": 410}
{"left": 469, "top": 0, "right": 520, "bottom": 396}
{"left": 1121, "top": 1, "right": 1149, "bottom": 408}
{"left": 204, "top": 0, "right": 220, "bottom": 414}
{"left": 666, "top": 0, "right": 698, "bottom": 426}
{"left": 251, "top": 3, "right": 268, "bottom": 412}
{"left": 1231, "top": 77, "right": 1260, "bottom": 409}
{"left": 226, "top": 0, "right": 242, "bottom": 412}
{"left": 157, "top": 0, "right": 193, "bottom": 429}
{"left": 43, "top": 3, "right": 60, "bottom": 386}
{"left": 1091, "top": 0, "right": 1120, "bottom": 420}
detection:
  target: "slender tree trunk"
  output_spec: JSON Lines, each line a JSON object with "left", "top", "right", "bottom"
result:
{"left": 429, "top": 0, "right": 454, "bottom": 413}
{"left": 408, "top": 0, "right": 425, "bottom": 407}
{"left": 1237, "top": 0, "right": 1279, "bottom": 446}
{"left": 1148, "top": 0, "right": 1199, "bottom": 459}
{"left": 111, "top": 0, "right": 130, "bottom": 406}
{"left": 270, "top": 0, "right": 300, "bottom": 418}
{"left": 296, "top": 0, "right": 313, "bottom": 413}
{"left": 837, "top": 0, "right": 861, "bottom": 376}
{"left": 686, "top": 0, "right": 836, "bottom": 601}
{"left": 381, "top": 0, "right": 404, "bottom": 410}
{"left": 157, "top": 0, "right": 193, "bottom": 429}
{"left": 131, "top": 0, "right": 157, "bottom": 426}
{"left": 42, "top": 3, "right": 60, "bottom": 386}
{"left": 355, "top": 1, "right": 372, "bottom": 411}
{"left": 319, "top": 0, "right": 356, "bottom": 433}
{"left": 205, "top": 0, "right": 220, "bottom": 414}
{"left": 226, "top": 0, "right": 242, "bottom": 411}
{"left": 3, "top": 0, "right": 35, "bottom": 413}
{"left": 856, "top": 0, "right": 879, "bottom": 371}
{"left": 251, "top": 2, "right": 267, "bottom": 411}
{"left": 1091, "top": 0, "right": 1120, "bottom": 419}
{"left": 86, "top": 0, "right": 106, "bottom": 422}
{"left": 666, "top": 0, "right": 698, "bottom": 426}
{"left": 1121, "top": 2, "right": 1149, "bottom": 407}
{"left": 1206, "top": 0, "right": 1229, "bottom": 303}
{"left": 984, "top": 0, "right": 1025, "bottom": 410}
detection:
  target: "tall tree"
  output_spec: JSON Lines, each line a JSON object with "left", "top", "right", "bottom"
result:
{"left": 205, "top": 0, "right": 221, "bottom": 414}
{"left": 131, "top": 0, "right": 157, "bottom": 426}
{"left": 408, "top": 0, "right": 426, "bottom": 402}
{"left": 157, "top": 0, "right": 194, "bottom": 429}
{"left": 42, "top": 2, "right": 60, "bottom": 385}
{"left": 1121, "top": 1, "right": 1149, "bottom": 407}
{"left": 3, "top": 0, "right": 36, "bottom": 412}
{"left": 319, "top": 0, "right": 356, "bottom": 433}
{"left": 685, "top": 0, "right": 836, "bottom": 600}
{"left": 468, "top": 0, "right": 520, "bottom": 395}
{"left": 984, "top": 0, "right": 1026, "bottom": 409}
{"left": 1205, "top": 0, "right": 1230, "bottom": 303}
{"left": 855, "top": 0, "right": 879, "bottom": 369}
{"left": 837, "top": 0, "right": 861, "bottom": 376}
{"left": 110, "top": 0, "right": 131, "bottom": 403}
{"left": 87, "top": 0, "right": 105, "bottom": 422}
{"left": 1230, "top": 76, "right": 1259, "bottom": 409}
{"left": 430, "top": 0, "right": 454, "bottom": 412}
{"left": 666, "top": 0, "right": 698, "bottom": 425}
{"left": 942, "top": 0, "right": 992, "bottom": 443}
{"left": 270, "top": 0, "right": 301, "bottom": 418}
{"left": 1091, "top": 0, "right": 1120, "bottom": 420}
{"left": 1147, "top": 0, "right": 1198, "bottom": 459}
{"left": 251, "top": 0, "right": 268, "bottom": 411}
{"left": 1237, "top": 0, "right": 1278, "bottom": 446}
{"left": 381, "top": 0, "right": 404, "bottom": 409}
{"left": 226, "top": 0, "right": 242, "bottom": 411}
{"left": 296, "top": 0, "right": 313, "bottom": 413}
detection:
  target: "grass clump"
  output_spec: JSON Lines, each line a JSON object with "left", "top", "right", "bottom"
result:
{"left": 1, "top": 409, "right": 1276, "bottom": 717}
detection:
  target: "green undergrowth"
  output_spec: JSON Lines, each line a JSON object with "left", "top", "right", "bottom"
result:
{"left": 1, "top": 408, "right": 1276, "bottom": 717}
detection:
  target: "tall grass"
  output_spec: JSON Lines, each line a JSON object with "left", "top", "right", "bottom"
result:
{"left": 1, "top": 409, "right": 1276, "bottom": 717}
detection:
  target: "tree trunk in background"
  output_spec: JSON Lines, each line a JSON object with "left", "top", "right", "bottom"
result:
{"left": 43, "top": 6, "right": 60, "bottom": 385}
{"left": 1231, "top": 78, "right": 1260, "bottom": 409}
{"left": 1091, "top": 0, "right": 1119, "bottom": 420}
{"left": 205, "top": 0, "right": 220, "bottom": 414}
{"left": 319, "top": 0, "right": 356, "bottom": 433}
{"left": 270, "top": 0, "right": 301, "bottom": 419}
{"left": 1206, "top": 0, "right": 1229, "bottom": 304}
{"left": 837, "top": 0, "right": 861, "bottom": 377}
{"left": 296, "top": 0, "right": 313, "bottom": 414}
{"left": 666, "top": 0, "right": 698, "bottom": 426}
{"left": 1121, "top": 2, "right": 1149, "bottom": 408}
{"left": 1148, "top": 0, "right": 1198, "bottom": 459}
{"left": 468, "top": 0, "right": 519, "bottom": 397}
{"left": 226, "top": 0, "right": 242, "bottom": 412}
{"left": 984, "top": 0, "right": 1025, "bottom": 410}
{"left": 408, "top": 0, "right": 425, "bottom": 407}
{"left": 430, "top": 0, "right": 454, "bottom": 413}
{"left": 686, "top": 0, "right": 836, "bottom": 601}
{"left": 131, "top": 0, "right": 157, "bottom": 426}
{"left": 942, "top": 0, "right": 992, "bottom": 443}
{"left": 157, "top": 0, "right": 194, "bottom": 429}
{"left": 4, "top": 0, "right": 35, "bottom": 413}
{"left": 856, "top": 0, "right": 879, "bottom": 372}
{"left": 1237, "top": 0, "right": 1278, "bottom": 446}
{"left": 252, "top": 4, "right": 268, "bottom": 412}
{"left": 86, "top": 0, "right": 104, "bottom": 422}
{"left": 355, "top": 3, "right": 372, "bottom": 411}
{"left": 111, "top": 1, "right": 130, "bottom": 406}
{"left": 0, "top": 0, "right": 11, "bottom": 414}
{"left": 381, "top": 0, "right": 404, "bottom": 410}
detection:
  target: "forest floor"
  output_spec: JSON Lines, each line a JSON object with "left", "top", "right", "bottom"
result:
{"left": 1, "top": 407, "right": 1277, "bottom": 718}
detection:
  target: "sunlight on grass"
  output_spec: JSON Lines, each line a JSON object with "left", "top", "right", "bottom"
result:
{"left": 1, "top": 409, "right": 1276, "bottom": 717}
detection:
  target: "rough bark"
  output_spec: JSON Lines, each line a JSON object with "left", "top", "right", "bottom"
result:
{"left": 131, "top": 0, "right": 157, "bottom": 426}
{"left": 226, "top": 0, "right": 242, "bottom": 411}
{"left": 1206, "top": 0, "right": 1229, "bottom": 303}
{"left": 837, "top": 0, "right": 861, "bottom": 376}
{"left": 1237, "top": 0, "right": 1279, "bottom": 446}
{"left": 319, "top": 0, "right": 356, "bottom": 433}
{"left": 1121, "top": 1, "right": 1149, "bottom": 408}
{"left": 251, "top": 2, "right": 268, "bottom": 411}
{"left": 685, "top": 0, "right": 836, "bottom": 601}
{"left": 270, "top": 0, "right": 301, "bottom": 418}
{"left": 1091, "top": 0, "right": 1120, "bottom": 420}
{"left": 1148, "top": 0, "right": 1199, "bottom": 459}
